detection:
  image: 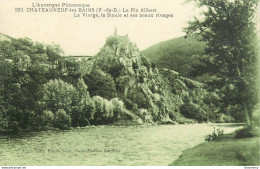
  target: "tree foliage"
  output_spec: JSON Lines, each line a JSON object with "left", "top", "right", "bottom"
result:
{"left": 84, "top": 69, "right": 117, "bottom": 100}
{"left": 0, "top": 31, "right": 233, "bottom": 131}
{"left": 185, "top": 0, "right": 259, "bottom": 124}
{"left": 40, "top": 79, "right": 77, "bottom": 115}
{"left": 0, "top": 38, "right": 63, "bottom": 131}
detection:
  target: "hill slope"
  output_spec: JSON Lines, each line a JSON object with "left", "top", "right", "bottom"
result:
{"left": 142, "top": 36, "right": 206, "bottom": 79}
{"left": 0, "top": 33, "right": 11, "bottom": 42}
{"left": 0, "top": 32, "right": 219, "bottom": 132}
{"left": 80, "top": 34, "right": 216, "bottom": 123}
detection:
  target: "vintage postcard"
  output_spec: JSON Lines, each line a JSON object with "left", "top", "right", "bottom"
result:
{"left": 0, "top": 0, "right": 259, "bottom": 167}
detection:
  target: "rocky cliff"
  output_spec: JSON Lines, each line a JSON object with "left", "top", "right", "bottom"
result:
{"left": 80, "top": 34, "right": 211, "bottom": 123}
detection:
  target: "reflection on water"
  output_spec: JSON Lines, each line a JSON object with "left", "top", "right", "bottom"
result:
{"left": 0, "top": 123, "right": 243, "bottom": 166}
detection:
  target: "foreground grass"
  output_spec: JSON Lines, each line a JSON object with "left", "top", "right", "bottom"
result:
{"left": 170, "top": 133, "right": 260, "bottom": 166}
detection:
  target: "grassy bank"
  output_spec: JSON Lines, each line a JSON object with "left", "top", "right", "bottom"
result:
{"left": 169, "top": 132, "right": 260, "bottom": 166}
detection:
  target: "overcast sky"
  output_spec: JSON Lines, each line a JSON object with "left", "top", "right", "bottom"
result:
{"left": 0, "top": 0, "right": 200, "bottom": 56}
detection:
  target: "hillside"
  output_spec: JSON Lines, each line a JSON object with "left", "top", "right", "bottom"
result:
{"left": 0, "top": 33, "right": 11, "bottom": 42}
{"left": 0, "top": 32, "right": 220, "bottom": 132}
{"left": 142, "top": 36, "right": 206, "bottom": 79}
{"left": 79, "top": 34, "right": 217, "bottom": 124}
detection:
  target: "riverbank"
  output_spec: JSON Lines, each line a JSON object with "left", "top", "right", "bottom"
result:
{"left": 169, "top": 132, "right": 260, "bottom": 166}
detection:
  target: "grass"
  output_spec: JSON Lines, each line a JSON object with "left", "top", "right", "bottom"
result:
{"left": 169, "top": 132, "right": 260, "bottom": 166}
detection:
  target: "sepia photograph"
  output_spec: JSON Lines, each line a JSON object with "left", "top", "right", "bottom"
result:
{"left": 0, "top": 0, "right": 259, "bottom": 167}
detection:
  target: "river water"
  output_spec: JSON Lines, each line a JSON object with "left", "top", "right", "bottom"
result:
{"left": 0, "top": 123, "right": 243, "bottom": 166}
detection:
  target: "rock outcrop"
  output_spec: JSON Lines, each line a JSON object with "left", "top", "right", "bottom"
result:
{"left": 79, "top": 34, "right": 210, "bottom": 123}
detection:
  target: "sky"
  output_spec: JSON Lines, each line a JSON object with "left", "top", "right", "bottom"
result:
{"left": 0, "top": 0, "right": 199, "bottom": 56}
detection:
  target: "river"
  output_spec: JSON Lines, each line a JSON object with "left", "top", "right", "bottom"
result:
{"left": 0, "top": 123, "right": 243, "bottom": 166}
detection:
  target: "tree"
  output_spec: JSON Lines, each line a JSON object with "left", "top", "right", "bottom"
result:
{"left": 0, "top": 39, "right": 50, "bottom": 131}
{"left": 185, "top": 0, "right": 259, "bottom": 124}
{"left": 40, "top": 79, "right": 77, "bottom": 115}
{"left": 84, "top": 69, "right": 117, "bottom": 99}
{"left": 53, "top": 109, "right": 71, "bottom": 130}
{"left": 71, "top": 78, "right": 94, "bottom": 127}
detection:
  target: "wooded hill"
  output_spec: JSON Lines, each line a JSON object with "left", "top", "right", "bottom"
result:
{"left": 142, "top": 35, "right": 209, "bottom": 81}
{"left": 0, "top": 33, "right": 229, "bottom": 132}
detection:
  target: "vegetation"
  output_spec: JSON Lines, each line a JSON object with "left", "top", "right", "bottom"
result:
{"left": 235, "top": 126, "right": 260, "bottom": 139}
{"left": 205, "top": 127, "right": 224, "bottom": 142}
{"left": 0, "top": 0, "right": 258, "bottom": 132}
{"left": 184, "top": 0, "right": 259, "bottom": 125}
{"left": 142, "top": 36, "right": 206, "bottom": 79}
{"left": 169, "top": 1, "right": 259, "bottom": 166}
{"left": 0, "top": 32, "right": 218, "bottom": 132}
{"left": 170, "top": 132, "right": 260, "bottom": 166}
{"left": 53, "top": 109, "right": 71, "bottom": 130}
{"left": 143, "top": 0, "right": 259, "bottom": 125}
{"left": 180, "top": 102, "right": 208, "bottom": 123}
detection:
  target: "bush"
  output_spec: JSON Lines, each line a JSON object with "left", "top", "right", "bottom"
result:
{"left": 111, "top": 98, "right": 125, "bottom": 120}
{"left": 103, "top": 99, "right": 114, "bottom": 120}
{"left": 92, "top": 96, "right": 106, "bottom": 124}
{"left": 91, "top": 96, "right": 126, "bottom": 124}
{"left": 122, "top": 97, "right": 135, "bottom": 110}
{"left": 215, "top": 113, "right": 234, "bottom": 123}
{"left": 205, "top": 127, "right": 224, "bottom": 142}
{"left": 226, "top": 105, "right": 244, "bottom": 122}
{"left": 138, "top": 109, "right": 149, "bottom": 119}
{"left": 180, "top": 102, "right": 208, "bottom": 122}
{"left": 74, "top": 99, "right": 95, "bottom": 127}
{"left": 235, "top": 125, "right": 260, "bottom": 139}
{"left": 42, "top": 110, "right": 54, "bottom": 127}
{"left": 53, "top": 109, "right": 71, "bottom": 130}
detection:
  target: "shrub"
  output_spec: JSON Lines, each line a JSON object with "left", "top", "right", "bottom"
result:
{"left": 138, "top": 109, "right": 149, "bottom": 119}
{"left": 84, "top": 99, "right": 96, "bottom": 121}
{"left": 53, "top": 109, "right": 71, "bottom": 130}
{"left": 111, "top": 98, "right": 125, "bottom": 120}
{"left": 92, "top": 96, "right": 125, "bottom": 124}
{"left": 105, "top": 35, "right": 120, "bottom": 47}
{"left": 92, "top": 96, "right": 106, "bottom": 124}
{"left": 122, "top": 97, "right": 135, "bottom": 110}
{"left": 215, "top": 113, "right": 234, "bottom": 123}
{"left": 141, "top": 55, "right": 152, "bottom": 69}
{"left": 235, "top": 125, "right": 260, "bottom": 139}
{"left": 42, "top": 110, "right": 54, "bottom": 127}
{"left": 226, "top": 105, "right": 244, "bottom": 122}
{"left": 75, "top": 99, "right": 96, "bottom": 126}
{"left": 180, "top": 102, "right": 208, "bottom": 122}
{"left": 182, "top": 95, "right": 190, "bottom": 104}
{"left": 103, "top": 99, "right": 114, "bottom": 120}
{"left": 205, "top": 127, "right": 224, "bottom": 142}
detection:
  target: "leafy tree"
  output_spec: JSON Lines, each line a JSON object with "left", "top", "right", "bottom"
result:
{"left": 0, "top": 39, "right": 51, "bottom": 131}
{"left": 41, "top": 110, "right": 55, "bottom": 127}
{"left": 40, "top": 79, "right": 77, "bottom": 115}
{"left": 53, "top": 109, "right": 71, "bottom": 130}
{"left": 92, "top": 96, "right": 106, "bottom": 124}
{"left": 180, "top": 102, "right": 208, "bottom": 122}
{"left": 71, "top": 79, "right": 94, "bottom": 126}
{"left": 111, "top": 98, "right": 125, "bottom": 120}
{"left": 46, "top": 43, "right": 63, "bottom": 63}
{"left": 185, "top": 0, "right": 259, "bottom": 124}
{"left": 84, "top": 69, "right": 117, "bottom": 99}
{"left": 91, "top": 96, "right": 125, "bottom": 124}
